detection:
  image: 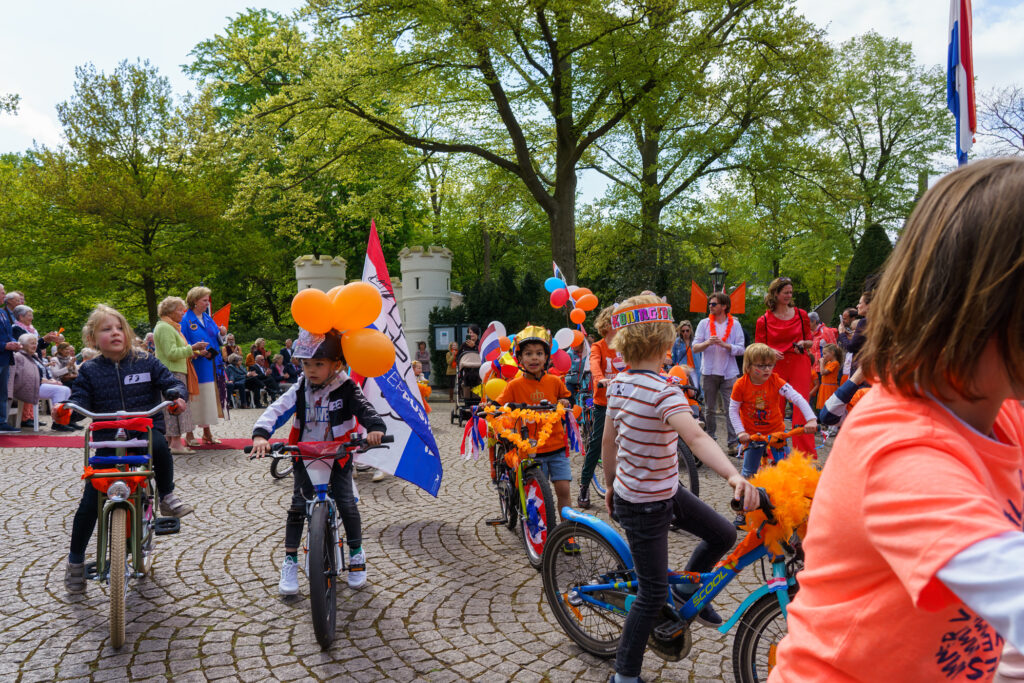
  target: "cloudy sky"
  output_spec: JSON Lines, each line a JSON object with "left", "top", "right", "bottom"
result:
{"left": 1, "top": 0, "right": 1021, "bottom": 155}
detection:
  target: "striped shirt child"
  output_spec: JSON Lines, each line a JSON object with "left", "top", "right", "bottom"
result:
{"left": 607, "top": 369, "right": 692, "bottom": 503}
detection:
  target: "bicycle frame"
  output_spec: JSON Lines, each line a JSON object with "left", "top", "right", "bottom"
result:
{"left": 558, "top": 506, "right": 796, "bottom": 633}
{"left": 301, "top": 455, "right": 346, "bottom": 574}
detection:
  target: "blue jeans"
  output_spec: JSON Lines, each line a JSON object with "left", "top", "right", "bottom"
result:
{"left": 740, "top": 443, "right": 789, "bottom": 479}
{"left": 612, "top": 487, "right": 736, "bottom": 677}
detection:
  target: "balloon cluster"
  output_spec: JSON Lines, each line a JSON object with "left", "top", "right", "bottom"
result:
{"left": 544, "top": 277, "right": 598, "bottom": 325}
{"left": 290, "top": 283, "right": 395, "bottom": 377}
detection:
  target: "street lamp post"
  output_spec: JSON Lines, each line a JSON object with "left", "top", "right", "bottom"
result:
{"left": 709, "top": 263, "right": 727, "bottom": 293}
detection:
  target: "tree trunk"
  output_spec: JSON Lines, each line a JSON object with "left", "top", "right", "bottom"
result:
{"left": 142, "top": 273, "right": 158, "bottom": 326}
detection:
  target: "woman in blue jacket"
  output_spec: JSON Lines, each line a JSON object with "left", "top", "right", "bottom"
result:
{"left": 181, "top": 287, "right": 223, "bottom": 444}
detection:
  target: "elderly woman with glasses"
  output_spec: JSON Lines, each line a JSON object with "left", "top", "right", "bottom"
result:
{"left": 693, "top": 292, "right": 745, "bottom": 455}
{"left": 753, "top": 277, "right": 816, "bottom": 454}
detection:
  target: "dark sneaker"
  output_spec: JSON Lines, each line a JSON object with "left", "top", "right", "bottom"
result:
{"left": 0, "top": 423, "right": 20, "bottom": 432}
{"left": 52, "top": 423, "right": 76, "bottom": 432}
{"left": 64, "top": 560, "right": 86, "bottom": 593}
{"left": 562, "top": 538, "right": 581, "bottom": 554}
{"left": 727, "top": 444, "right": 738, "bottom": 456}
{"left": 734, "top": 512, "right": 746, "bottom": 529}
{"left": 696, "top": 604, "right": 723, "bottom": 627}
{"left": 576, "top": 491, "right": 591, "bottom": 510}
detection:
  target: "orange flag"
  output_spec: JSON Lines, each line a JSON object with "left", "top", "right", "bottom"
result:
{"left": 729, "top": 283, "right": 746, "bottom": 315}
{"left": 689, "top": 281, "right": 708, "bottom": 313}
{"left": 212, "top": 303, "right": 231, "bottom": 330}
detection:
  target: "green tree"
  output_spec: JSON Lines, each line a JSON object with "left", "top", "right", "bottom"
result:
{"left": 33, "top": 60, "right": 228, "bottom": 325}
{"left": 835, "top": 222, "right": 891, "bottom": 321}
{"left": 814, "top": 32, "right": 951, "bottom": 235}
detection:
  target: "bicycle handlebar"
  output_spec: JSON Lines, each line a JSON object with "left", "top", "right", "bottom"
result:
{"left": 730, "top": 486, "right": 776, "bottom": 524}
{"left": 63, "top": 401, "right": 174, "bottom": 420}
{"left": 243, "top": 434, "right": 395, "bottom": 459}
{"left": 748, "top": 426, "right": 816, "bottom": 446}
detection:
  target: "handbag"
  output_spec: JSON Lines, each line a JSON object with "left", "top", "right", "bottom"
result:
{"left": 185, "top": 357, "right": 200, "bottom": 396}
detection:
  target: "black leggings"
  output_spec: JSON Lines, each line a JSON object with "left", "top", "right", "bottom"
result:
{"left": 69, "top": 430, "right": 174, "bottom": 563}
{"left": 285, "top": 458, "right": 361, "bottom": 551}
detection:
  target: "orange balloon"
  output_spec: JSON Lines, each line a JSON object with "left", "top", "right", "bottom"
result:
{"left": 326, "top": 285, "right": 346, "bottom": 300}
{"left": 576, "top": 293, "right": 599, "bottom": 311}
{"left": 669, "top": 365, "right": 688, "bottom": 380}
{"left": 569, "top": 308, "right": 586, "bottom": 325}
{"left": 571, "top": 330, "right": 585, "bottom": 346}
{"left": 571, "top": 287, "right": 592, "bottom": 302}
{"left": 333, "top": 282, "right": 383, "bottom": 331}
{"left": 341, "top": 328, "right": 395, "bottom": 377}
{"left": 572, "top": 404, "right": 582, "bottom": 420}
{"left": 498, "top": 336, "right": 512, "bottom": 351}
{"left": 291, "top": 288, "right": 334, "bottom": 334}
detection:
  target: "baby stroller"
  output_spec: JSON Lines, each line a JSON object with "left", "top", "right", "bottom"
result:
{"left": 450, "top": 350, "right": 483, "bottom": 427}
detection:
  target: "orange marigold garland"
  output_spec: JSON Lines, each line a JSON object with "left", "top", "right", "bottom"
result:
{"left": 477, "top": 404, "right": 566, "bottom": 457}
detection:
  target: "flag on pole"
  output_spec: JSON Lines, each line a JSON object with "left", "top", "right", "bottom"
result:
{"left": 352, "top": 221, "right": 443, "bottom": 496}
{"left": 211, "top": 303, "right": 231, "bottom": 330}
{"left": 947, "top": 0, "right": 976, "bottom": 166}
{"left": 552, "top": 261, "right": 565, "bottom": 282}
{"left": 478, "top": 321, "right": 507, "bottom": 362}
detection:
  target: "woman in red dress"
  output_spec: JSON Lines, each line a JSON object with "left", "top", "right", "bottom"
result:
{"left": 754, "top": 277, "right": 816, "bottom": 454}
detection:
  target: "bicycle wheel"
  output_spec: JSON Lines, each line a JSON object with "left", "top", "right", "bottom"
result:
{"left": 677, "top": 439, "right": 699, "bottom": 497}
{"left": 541, "top": 522, "right": 631, "bottom": 658}
{"left": 140, "top": 484, "right": 156, "bottom": 577}
{"left": 495, "top": 446, "right": 518, "bottom": 531}
{"left": 732, "top": 588, "right": 796, "bottom": 683}
{"left": 520, "top": 467, "right": 556, "bottom": 570}
{"left": 308, "top": 503, "right": 337, "bottom": 650}
{"left": 270, "top": 457, "right": 293, "bottom": 479}
{"left": 109, "top": 507, "right": 128, "bottom": 649}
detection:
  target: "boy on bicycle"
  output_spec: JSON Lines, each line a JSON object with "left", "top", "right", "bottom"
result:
{"left": 729, "top": 343, "right": 817, "bottom": 476}
{"left": 250, "top": 330, "right": 385, "bottom": 595}
{"left": 603, "top": 294, "right": 757, "bottom": 683}
{"left": 495, "top": 325, "right": 573, "bottom": 518}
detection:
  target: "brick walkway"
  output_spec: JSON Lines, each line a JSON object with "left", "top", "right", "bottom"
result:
{"left": 0, "top": 403, "right": 831, "bottom": 682}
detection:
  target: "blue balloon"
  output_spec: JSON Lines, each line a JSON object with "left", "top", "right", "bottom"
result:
{"left": 550, "top": 339, "right": 559, "bottom": 354}
{"left": 544, "top": 276, "right": 565, "bottom": 293}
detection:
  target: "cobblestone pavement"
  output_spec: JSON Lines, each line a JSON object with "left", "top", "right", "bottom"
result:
{"left": 0, "top": 402, "right": 831, "bottom": 682}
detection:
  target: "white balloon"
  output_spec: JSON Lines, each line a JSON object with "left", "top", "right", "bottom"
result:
{"left": 567, "top": 285, "right": 579, "bottom": 294}
{"left": 554, "top": 327, "right": 574, "bottom": 349}
{"left": 487, "top": 320, "right": 506, "bottom": 339}
{"left": 479, "top": 364, "right": 492, "bottom": 382}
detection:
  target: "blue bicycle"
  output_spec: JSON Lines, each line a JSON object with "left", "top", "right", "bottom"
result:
{"left": 541, "top": 488, "right": 803, "bottom": 682}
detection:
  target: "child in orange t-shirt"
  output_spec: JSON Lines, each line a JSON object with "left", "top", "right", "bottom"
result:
{"left": 729, "top": 343, "right": 817, "bottom": 488}
{"left": 496, "top": 325, "right": 572, "bottom": 517}
{"left": 578, "top": 306, "right": 627, "bottom": 509}
{"left": 815, "top": 343, "right": 842, "bottom": 410}
{"left": 770, "top": 158, "right": 1024, "bottom": 683}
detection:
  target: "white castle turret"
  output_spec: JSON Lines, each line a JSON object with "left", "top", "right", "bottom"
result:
{"left": 293, "top": 255, "right": 347, "bottom": 292}
{"left": 395, "top": 246, "right": 454, "bottom": 352}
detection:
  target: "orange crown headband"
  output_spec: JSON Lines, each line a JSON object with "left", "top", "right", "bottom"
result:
{"left": 610, "top": 304, "right": 674, "bottom": 330}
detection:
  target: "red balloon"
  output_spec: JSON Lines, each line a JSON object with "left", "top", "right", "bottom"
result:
{"left": 576, "top": 293, "right": 599, "bottom": 311}
{"left": 550, "top": 289, "right": 569, "bottom": 308}
{"left": 569, "top": 308, "right": 586, "bottom": 325}
{"left": 552, "top": 350, "right": 571, "bottom": 373}
{"left": 500, "top": 363, "right": 519, "bottom": 379}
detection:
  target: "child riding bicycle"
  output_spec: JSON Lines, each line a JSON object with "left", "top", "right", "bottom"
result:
{"left": 602, "top": 293, "right": 758, "bottom": 683}
{"left": 495, "top": 325, "right": 573, "bottom": 519}
{"left": 249, "top": 330, "right": 385, "bottom": 595}
{"left": 60, "top": 304, "right": 193, "bottom": 593}
{"left": 771, "top": 158, "right": 1024, "bottom": 682}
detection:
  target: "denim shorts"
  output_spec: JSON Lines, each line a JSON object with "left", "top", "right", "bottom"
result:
{"left": 535, "top": 451, "right": 572, "bottom": 482}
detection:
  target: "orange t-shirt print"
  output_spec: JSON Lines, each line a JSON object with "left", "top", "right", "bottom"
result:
{"left": 730, "top": 373, "right": 788, "bottom": 434}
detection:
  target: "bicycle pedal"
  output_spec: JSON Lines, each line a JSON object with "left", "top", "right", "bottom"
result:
{"left": 84, "top": 562, "right": 99, "bottom": 581}
{"left": 154, "top": 517, "right": 181, "bottom": 535}
{"left": 485, "top": 517, "right": 508, "bottom": 527}
{"left": 653, "top": 617, "right": 687, "bottom": 643}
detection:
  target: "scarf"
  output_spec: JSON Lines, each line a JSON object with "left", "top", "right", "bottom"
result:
{"left": 709, "top": 314, "right": 734, "bottom": 342}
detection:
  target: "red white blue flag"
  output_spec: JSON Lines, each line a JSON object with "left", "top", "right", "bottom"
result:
{"left": 478, "top": 320, "right": 506, "bottom": 362}
{"left": 947, "top": 0, "right": 976, "bottom": 166}
{"left": 353, "top": 221, "right": 443, "bottom": 496}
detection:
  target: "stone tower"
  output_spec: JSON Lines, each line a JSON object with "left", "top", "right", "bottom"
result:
{"left": 395, "top": 246, "right": 454, "bottom": 352}
{"left": 293, "top": 255, "right": 347, "bottom": 293}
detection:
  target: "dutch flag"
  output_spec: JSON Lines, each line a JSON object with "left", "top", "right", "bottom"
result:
{"left": 947, "top": 0, "right": 976, "bottom": 166}
{"left": 478, "top": 321, "right": 506, "bottom": 363}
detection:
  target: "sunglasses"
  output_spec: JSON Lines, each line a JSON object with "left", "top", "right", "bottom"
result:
{"left": 708, "top": 302, "right": 720, "bottom": 307}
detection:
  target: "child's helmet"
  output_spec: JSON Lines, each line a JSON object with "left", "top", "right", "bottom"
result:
{"left": 513, "top": 325, "right": 552, "bottom": 358}
{"left": 292, "top": 329, "right": 343, "bottom": 361}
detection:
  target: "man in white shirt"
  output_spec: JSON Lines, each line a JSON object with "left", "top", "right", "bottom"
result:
{"left": 692, "top": 292, "right": 745, "bottom": 455}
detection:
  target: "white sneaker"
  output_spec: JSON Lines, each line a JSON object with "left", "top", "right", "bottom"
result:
{"left": 348, "top": 549, "right": 367, "bottom": 588}
{"left": 372, "top": 469, "right": 386, "bottom": 482}
{"left": 279, "top": 557, "right": 299, "bottom": 595}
